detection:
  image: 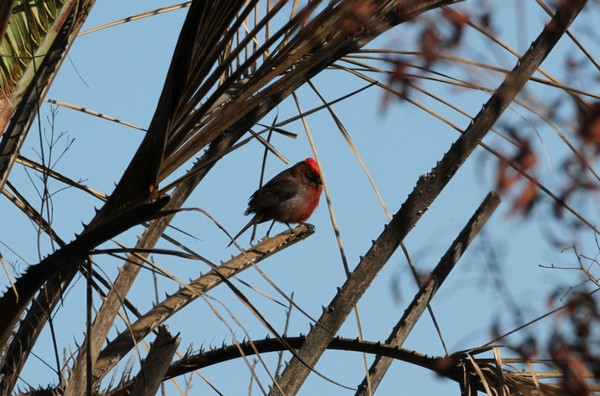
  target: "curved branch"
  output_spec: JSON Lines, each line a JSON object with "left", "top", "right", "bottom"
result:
{"left": 107, "top": 337, "right": 560, "bottom": 396}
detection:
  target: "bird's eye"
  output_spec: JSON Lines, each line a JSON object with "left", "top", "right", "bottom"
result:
{"left": 306, "top": 171, "right": 321, "bottom": 185}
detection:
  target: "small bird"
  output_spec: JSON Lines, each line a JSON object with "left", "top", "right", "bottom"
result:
{"left": 229, "top": 158, "right": 323, "bottom": 246}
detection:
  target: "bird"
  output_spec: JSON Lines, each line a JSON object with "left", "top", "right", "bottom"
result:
{"left": 229, "top": 158, "right": 323, "bottom": 246}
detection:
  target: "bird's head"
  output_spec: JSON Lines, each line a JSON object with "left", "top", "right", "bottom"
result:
{"left": 301, "top": 158, "right": 321, "bottom": 187}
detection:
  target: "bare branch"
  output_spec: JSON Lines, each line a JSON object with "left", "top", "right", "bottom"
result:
{"left": 356, "top": 191, "right": 501, "bottom": 394}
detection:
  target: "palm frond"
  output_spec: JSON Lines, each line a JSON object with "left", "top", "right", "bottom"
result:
{"left": 0, "top": 0, "right": 95, "bottom": 194}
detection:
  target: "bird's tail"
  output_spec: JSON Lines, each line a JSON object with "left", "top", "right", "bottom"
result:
{"left": 227, "top": 216, "right": 258, "bottom": 247}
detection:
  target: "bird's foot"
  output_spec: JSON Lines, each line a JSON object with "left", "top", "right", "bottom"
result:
{"left": 265, "top": 220, "right": 276, "bottom": 237}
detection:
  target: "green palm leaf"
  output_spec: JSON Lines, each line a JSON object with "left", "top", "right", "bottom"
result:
{"left": 0, "top": 0, "right": 94, "bottom": 193}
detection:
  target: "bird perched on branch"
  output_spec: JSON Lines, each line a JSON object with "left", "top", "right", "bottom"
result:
{"left": 229, "top": 158, "right": 323, "bottom": 246}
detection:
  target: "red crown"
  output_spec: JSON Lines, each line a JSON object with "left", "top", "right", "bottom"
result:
{"left": 304, "top": 158, "right": 319, "bottom": 173}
